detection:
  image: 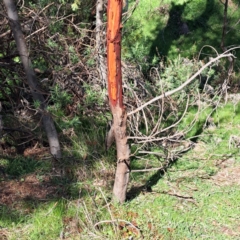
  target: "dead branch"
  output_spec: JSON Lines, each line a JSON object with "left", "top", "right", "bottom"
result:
{"left": 122, "top": 0, "right": 140, "bottom": 24}
{"left": 127, "top": 95, "right": 189, "bottom": 142}
{"left": 127, "top": 51, "right": 235, "bottom": 116}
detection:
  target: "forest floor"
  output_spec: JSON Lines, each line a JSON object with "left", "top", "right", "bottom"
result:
{"left": 1, "top": 101, "right": 240, "bottom": 239}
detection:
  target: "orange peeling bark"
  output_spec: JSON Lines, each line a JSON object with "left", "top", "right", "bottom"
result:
{"left": 107, "top": 0, "right": 123, "bottom": 107}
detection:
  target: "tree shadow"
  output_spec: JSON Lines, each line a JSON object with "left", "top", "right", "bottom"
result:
{"left": 127, "top": 158, "right": 177, "bottom": 201}
{"left": 149, "top": 0, "right": 220, "bottom": 62}
{"left": 0, "top": 118, "right": 110, "bottom": 219}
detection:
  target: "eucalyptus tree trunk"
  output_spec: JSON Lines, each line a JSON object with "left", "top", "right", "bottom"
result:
{"left": 107, "top": 0, "right": 130, "bottom": 203}
{"left": 3, "top": 0, "right": 61, "bottom": 158}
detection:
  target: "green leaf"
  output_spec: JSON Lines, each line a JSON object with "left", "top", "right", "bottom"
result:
{"left": 71, "top": 3, "right": 79, "bottom": 11}
{"left": 13, "top": 56, "right": 21, "bottom": 63}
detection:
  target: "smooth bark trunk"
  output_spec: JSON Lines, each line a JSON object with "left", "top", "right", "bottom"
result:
{"left": 107, "top": 0, "right": 130, "bottom": 203}
{"left": 112, "top": 106, "right": 130, "bottom": 203}
{"left": 3, "top": 0, "right": 61, "bottom": 158}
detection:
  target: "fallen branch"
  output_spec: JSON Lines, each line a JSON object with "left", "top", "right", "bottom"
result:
{"left": 127, "top": 52, "right": 235, "bottom": 116}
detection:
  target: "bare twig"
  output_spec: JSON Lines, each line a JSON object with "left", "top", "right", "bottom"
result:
{"left": 127, "top": 51, "right": 235, "bottom": 116}
{"left": 127, "top": 96, "right": 189, "bottom": 142}
{"left": 98, "top": 187, "right": 117, "bottom": 235}
{"left": 131, "top": 167, "right": 165, "bottom": 172}
{"left": 94, "top": 219, "right": 141, "bottom": 235}
{"left": 122, "top": 0, "right": 140, "bottom": 24}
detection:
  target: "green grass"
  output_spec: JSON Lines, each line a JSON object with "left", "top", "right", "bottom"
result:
{"left": 1, "top": 102, "right": 240, "bottom": 239}
{"left": 123, "top": 0, "right": 240, "bottom": 70}
{"left": 3, "top": 157, "right": 51, "bottom": 178}
{"left": 3, "top": 201, "right": 65, "bottom": 240}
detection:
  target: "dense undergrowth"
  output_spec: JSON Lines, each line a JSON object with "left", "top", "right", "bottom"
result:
{"left": 1, "top": 0, "right": 240, "bottom": 239}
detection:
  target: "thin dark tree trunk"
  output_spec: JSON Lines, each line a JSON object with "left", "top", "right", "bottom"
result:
{"left": 96, "top": 0, "right": 107, "bottom": 88}
{"left": 0, "top": 102, "right": 2, "bottom": 138}
{"left": 220, "top": 0, "right": 234, "bottom": 76}
{"left": 3, "top": 0, "right": 61, "bottom": 158}
{"left": 107, "top": 0, "right": 130, "bottom": 203}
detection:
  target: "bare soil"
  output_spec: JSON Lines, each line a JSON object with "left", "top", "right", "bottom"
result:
{"left": 211, "top": 158, "right": 240, "bottom": 186}
{"left": 0, "top": 173, "right": 58, "bottom": 208}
